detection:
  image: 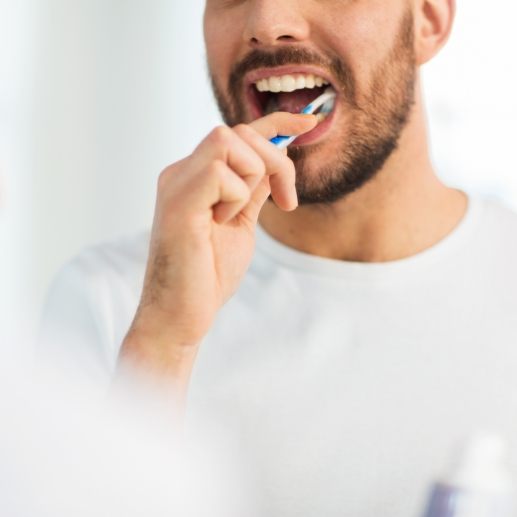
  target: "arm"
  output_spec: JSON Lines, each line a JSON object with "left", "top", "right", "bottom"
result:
{"left": 117, "top": 113, "right": 317, "bottom": 409}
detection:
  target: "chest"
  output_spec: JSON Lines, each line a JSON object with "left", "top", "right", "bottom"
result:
{"left": 188, "top": 278, "right": 517, "bottom": 517}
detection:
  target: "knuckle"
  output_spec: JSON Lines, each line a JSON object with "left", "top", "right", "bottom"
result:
{"left": 208, "top": 125, "right": 233, "bottom": 147}
{"left": 157, "top": 166, "right": 172, "bottom": 190}
{"left": 157, "top": 160, "right": 184, "bottom": 190}
{"left": 207, "top": 159, "right": 227, "bottom": 181}
{"left": 233, "top": 123, "right": 253, "bottom": 137}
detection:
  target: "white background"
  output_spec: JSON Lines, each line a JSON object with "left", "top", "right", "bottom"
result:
{"left": 1, "top": 1, "right": 516, "bottom": 342}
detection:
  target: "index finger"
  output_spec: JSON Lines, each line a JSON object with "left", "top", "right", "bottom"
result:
{"left": 249, "top": 112, "right": 318, "bottom": 140}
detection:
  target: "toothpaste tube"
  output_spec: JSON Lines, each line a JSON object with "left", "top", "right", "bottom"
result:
{"left": 422, "top": 433, "right": 514, "bottom": 517}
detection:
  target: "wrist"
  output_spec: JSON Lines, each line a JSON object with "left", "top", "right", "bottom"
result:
{"left": 118, "top": 312, "right": 200, "bottom": 382}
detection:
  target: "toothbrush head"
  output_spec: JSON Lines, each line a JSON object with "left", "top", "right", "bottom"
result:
{"left": 301, "top": 87, "right": 336, "bottom": 115}
{"left": 319, "top": 98, "right": 335, "bottom": 115}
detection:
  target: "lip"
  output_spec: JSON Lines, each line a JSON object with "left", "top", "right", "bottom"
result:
{"left": 291, "top": 103, "right": 338, "bottom": 146}
{"left": 244, "top": 65, "right": 335, "bottom": 89}
{"left": 244, "top": 65, "right": 339, "bottom": 146}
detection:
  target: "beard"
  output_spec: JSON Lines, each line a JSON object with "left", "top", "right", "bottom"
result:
{"left": 208, "top": 9, "right": 416, "bottom": 205}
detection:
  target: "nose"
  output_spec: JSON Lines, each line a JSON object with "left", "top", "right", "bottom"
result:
{"left": 243, "top": 0, "right": 310, "bottom": 48}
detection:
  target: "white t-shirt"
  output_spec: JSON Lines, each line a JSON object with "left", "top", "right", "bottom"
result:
{"left": 39, "top": 196, "right": 517, "bottom": 517}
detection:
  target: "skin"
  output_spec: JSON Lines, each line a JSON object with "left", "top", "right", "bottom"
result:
{"left": 119, "top": 0, "right": 466, "bottom": 404}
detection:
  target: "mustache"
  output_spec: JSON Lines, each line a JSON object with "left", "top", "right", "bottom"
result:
{"left": 227, "top": 47, "right": 357, "bottom": 108}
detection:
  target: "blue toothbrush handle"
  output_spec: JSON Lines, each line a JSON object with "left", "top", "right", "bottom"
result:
{"left": 270, "top": 134, "right": 297, "bottom": 149}
{"left": 270, "top": 135, "right": 291, "bottom": 146}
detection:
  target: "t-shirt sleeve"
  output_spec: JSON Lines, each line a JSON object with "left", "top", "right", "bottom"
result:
{"left": 37, "top": 255, "right": 118, "bottom": 390}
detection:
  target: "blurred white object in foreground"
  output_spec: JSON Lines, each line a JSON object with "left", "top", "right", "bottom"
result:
{"left": 0, "top": 352, "right": 251, "bottom": 517}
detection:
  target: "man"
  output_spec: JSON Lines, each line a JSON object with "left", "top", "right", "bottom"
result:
{"left": 40, "top": 1, "right": 517, "bottom": 516}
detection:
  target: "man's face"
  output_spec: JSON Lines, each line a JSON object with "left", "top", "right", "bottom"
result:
{"left": 204, "top": 0, "right": 416, "bottom": 205}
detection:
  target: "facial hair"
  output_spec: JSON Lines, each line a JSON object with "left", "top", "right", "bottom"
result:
{"left": 208, "top": 9, "right": 416, "bottom": 205}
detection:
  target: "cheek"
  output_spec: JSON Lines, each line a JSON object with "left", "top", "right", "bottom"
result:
{"left": 317, "top": 1, "right": 407, "bottom": 86}
{"left": 204, "top": 12, "right": 243, "bottom": 84}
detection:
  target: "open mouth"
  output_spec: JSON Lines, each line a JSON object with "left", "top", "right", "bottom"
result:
{"left": 248, "top": 72, "right": 337, "bottom": 118}
{"left": 246, "top": 71, "right": 338, "bottom": 145}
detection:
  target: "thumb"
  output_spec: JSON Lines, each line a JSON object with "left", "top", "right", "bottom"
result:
{"left": 249, "top": 112, "right": 317, "bottom": 140}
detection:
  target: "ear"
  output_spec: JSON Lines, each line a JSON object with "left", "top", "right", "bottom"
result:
{"left": 413, "top": 0, "right": 455, "bottom": 65}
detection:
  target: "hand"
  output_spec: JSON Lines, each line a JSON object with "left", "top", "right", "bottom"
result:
{"left": 121, "top": 112, "right": 317, "bottom": 374}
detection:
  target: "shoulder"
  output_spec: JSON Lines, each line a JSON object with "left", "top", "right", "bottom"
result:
{"left": 49, "top": 232, "right": 149, "bottom": 308}
{"left": 39, "top": 231, "right": 150, "bottom": 379}
{"left": 45, "top": 228, "right": 151, "bottom": 332}
{"left": 476, "top": 196, "right": 517, "bottom": 244}
{"left": 466, "top": 196, "right": 517, "bottom": 281}
{"left": 61, "top": 230, "right": 150, "bottom": 287}
{"left": 479, "top": 196, "right": 517, "bottom": 227}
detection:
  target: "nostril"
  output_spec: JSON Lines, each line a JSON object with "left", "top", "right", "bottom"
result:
{"left": 250, "top": 35, "right": 295, "bottom": 45}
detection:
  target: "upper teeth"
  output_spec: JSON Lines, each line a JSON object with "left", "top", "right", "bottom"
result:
{"left": 255, "top": 74, "right": 329, "bottom": 93}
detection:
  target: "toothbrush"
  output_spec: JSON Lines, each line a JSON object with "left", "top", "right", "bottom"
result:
{"left": 270, "top": 87, "right": 336, "bottom": 149}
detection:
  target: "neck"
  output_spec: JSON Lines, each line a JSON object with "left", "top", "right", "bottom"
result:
{"left": 258, "top": 87, "right": 468, "bottom": 263}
